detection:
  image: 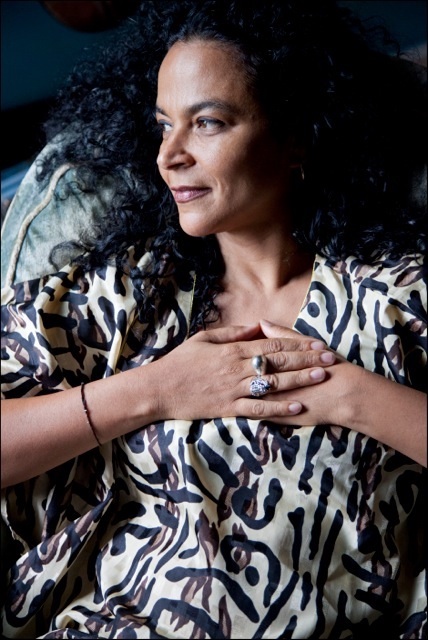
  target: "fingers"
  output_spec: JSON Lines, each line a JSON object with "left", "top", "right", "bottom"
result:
{"left": 250, "top": 331, "right": 329, "bottom": 357}
{"left": 235, "top": 397, "right": 303, "bottom": 419}
{"left": 267, "top": 348, "right": 335, "bottom": 372}
{"left": 260, "top": 319, "right": 301, "bottom": 339}
{"left": 187, "top": 323, "right": 335, "bottom": 421}
{"left": 198, "top": 323, "right": 335, "bottom": 375}
{"left": 257, "top": 365, "right": 328, "bottom": 395}
{"left": 199, "top": 321, "right": 328, "bottom": 361}
{"left": 259, "top": 319, "right": 330, "bottom": 351}
{"left": 196, "top": 323, "right": 261, "bottom": 344}
{"left": 241, "top": 358, "right": 329, "bottom": 400}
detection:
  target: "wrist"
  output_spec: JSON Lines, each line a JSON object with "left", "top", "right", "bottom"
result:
{"left": 82, "top": 364, "right": 163, "bottom": 442}
{"left": 134, "top": 360, "right": 165, "bottom": 426}
{"left": 333, "top": 361, "right": 367, "bottom": 432}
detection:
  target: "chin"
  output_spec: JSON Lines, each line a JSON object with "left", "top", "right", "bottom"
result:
{"left": 178, "top": 214, "right": 218, "bottom": 238}
{"left": 180, "top": 226, "right": 213, "bottom": 238}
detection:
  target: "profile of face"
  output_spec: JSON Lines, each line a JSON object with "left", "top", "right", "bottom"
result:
{"left": 156, "top": 39, "right": 293, "bottom": 237}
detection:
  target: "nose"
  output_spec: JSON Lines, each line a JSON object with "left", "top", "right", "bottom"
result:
{"left": 156, "top": 129, "right": 194, "bottom": 171}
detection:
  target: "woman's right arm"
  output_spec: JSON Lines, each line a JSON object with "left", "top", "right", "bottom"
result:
{"left": 1, "top": 367, "right": 160, "bottom": 488}
{"left": 1, "top": 324, "right": 335, "bottom": 488}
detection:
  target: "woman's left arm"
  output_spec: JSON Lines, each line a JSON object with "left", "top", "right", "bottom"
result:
{"left": 260, "top": 320, "right": 427, "bottom": 466}
{"left": 340, "top": 361, "right": 426, "bottom": 466}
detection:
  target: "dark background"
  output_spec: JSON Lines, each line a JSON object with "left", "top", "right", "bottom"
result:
{"left": 1, "top": 0, "right": 427, "bottom": 172}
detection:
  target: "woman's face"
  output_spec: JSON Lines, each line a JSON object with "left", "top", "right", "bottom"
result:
{"left": 156, "top": 39, "right": 292, "bottom": 237}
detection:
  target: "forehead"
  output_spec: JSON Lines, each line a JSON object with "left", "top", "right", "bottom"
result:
{"left": 157, "top": 39, "right": 255, "bottom": 107}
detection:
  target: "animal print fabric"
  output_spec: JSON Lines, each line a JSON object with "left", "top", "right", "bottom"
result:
{"left": 1, "top": 252, "right": 426, "bottom": 639}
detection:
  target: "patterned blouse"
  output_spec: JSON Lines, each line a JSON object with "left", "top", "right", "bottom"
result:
{"left": 1, "top": 251, "right": 426, "bottom": 639}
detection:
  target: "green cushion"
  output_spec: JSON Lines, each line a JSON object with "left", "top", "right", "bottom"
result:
{"left": 1, "top": 144, "right": 115, "bottom": 288}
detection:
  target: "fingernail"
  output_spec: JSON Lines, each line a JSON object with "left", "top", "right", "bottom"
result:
{"left": 311, "top": 341, "right": 325, "bottom": 350}
{"left": 261, "top": 319, "right": 274, "bottom": 327}
{"left": 288, "top": 402, "right": 302, "bottom": 414}
{"left": 320, "top": 352, "right": 335, "bottom": 364}
{"left": 310, "top": 368, "right": 325, "bottom": 381}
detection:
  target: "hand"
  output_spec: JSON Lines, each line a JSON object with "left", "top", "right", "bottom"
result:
{"left": 259, "top": 320, "right": 427, "bottom": 466}
{"left": 259, "top": 319, "right": 366, "bottom": 427}
{"left": 147, "top": 322, "right": 336, "bottom": 422}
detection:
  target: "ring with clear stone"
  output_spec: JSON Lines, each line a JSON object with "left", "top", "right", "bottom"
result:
{"left": 250, "top": 355, "right": 270, "bottom": 397}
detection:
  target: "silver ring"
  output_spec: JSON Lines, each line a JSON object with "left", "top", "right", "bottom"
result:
{"left": 250, "top": 377, "right": 271, "bottom": 397}
{"left": 251, "top": 355, "right": 267, "bottom": 377}
{"left": 251, "top": 355, "right": 270, "bottom": 396}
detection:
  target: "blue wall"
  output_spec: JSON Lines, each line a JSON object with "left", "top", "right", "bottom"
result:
{"left": 2, "top": 1, "right": 426, "bottom": 112}
{"left": 1, "top": 0, "right": 115, "bottom": 111}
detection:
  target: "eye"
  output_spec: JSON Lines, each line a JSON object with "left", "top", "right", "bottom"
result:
{"left": 156, "top": 120, "right": 172, "bottom": 136}
{"left": 196, "top": 117, "right": 224, "bottom": 131}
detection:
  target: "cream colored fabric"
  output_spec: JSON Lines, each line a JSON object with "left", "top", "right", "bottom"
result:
{"left": 1, "top": 252, "right": 426, "bottom": 638}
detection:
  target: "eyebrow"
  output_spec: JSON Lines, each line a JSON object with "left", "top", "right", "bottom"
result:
{"left": 155, "top": 100, "right": 239, "bottom": 118}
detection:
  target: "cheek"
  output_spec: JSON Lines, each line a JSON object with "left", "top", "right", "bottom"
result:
{"left": 231, "top": 131, "right": 283, "bottom": 176}
{"left": 207, "top": 140, "right": 257, "bottom": 186}
{"left": 223, "top": 147, "right": 282, "bottom": 193}
{"left": 201, "top": 142, "right": 234, "bottom": 173}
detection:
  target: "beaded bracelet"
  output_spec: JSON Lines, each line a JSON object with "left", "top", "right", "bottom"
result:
{"left": 80, "top": 383, "right": 102, "bottom": 446}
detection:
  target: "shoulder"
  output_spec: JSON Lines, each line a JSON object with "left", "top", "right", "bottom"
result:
{"left": 0, "top": 246, "right": 154, "bottom": 326}
{"left": 298, "top": 254, "right": 427, "bottom": 377}
{"left": 1, "top": 243, "right": 157, "bottom": 305}
{"left": 1, "top": 251, "right": 193, "bottom": 397}
{"left": 314, "top": 253, "right": 427, "bottom": 332}
{"left": 1, "top": 253, "right": 145, "bottom": 397}
{"left": 1, "top": 245, "right": 193, "bottom": 348}
{"left": 314, "top": 253, "right": 426, "bottom": 305}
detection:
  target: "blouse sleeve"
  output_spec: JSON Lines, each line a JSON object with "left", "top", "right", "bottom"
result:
{"left": 1, "top": 264, "right": 138, "bottom": 399}
{"left": 294, "top": 254, "right": 427, "bottom": 390}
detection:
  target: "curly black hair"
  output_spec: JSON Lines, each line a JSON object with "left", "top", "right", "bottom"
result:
{"left": 37, "top": 0, "right": 427, "bottom": 334}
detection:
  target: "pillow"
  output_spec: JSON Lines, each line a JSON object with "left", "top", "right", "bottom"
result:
{"left": 1, "top": 143, "right": 115, "bottom": 288}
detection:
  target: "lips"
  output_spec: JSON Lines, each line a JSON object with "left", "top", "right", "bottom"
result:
{"left": 170, "top": 186, "right": 210, "bottom": 203}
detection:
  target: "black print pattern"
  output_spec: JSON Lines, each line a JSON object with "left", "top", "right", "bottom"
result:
{"left": 1, "top": 253, "right": 427, "bottom": 638}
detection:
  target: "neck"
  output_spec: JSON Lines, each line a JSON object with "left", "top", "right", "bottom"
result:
{"left": 216, "top": 225, "right": 309, "bottom": 294}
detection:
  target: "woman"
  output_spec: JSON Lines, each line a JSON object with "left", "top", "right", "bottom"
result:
{"left": 1, "top": 0, "right": 426, "bottom": 637}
